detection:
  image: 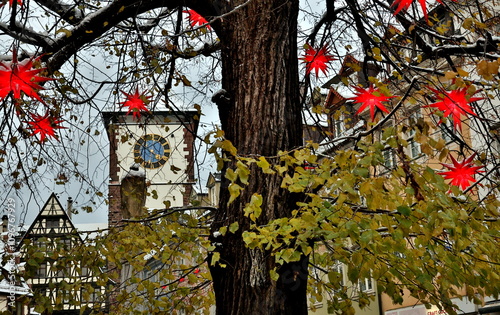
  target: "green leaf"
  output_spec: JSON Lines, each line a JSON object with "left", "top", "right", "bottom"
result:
{"left": 397, "top": 205, "right": 411, "bottom": 216}
{"left": 210, "top": 252, "right": 220, "bottom": 266}
{"left": 229, "top": 222, "right": 239, "bottom": 233}
{"left": 219, "top": 226, "right": 227, "bottom": 236}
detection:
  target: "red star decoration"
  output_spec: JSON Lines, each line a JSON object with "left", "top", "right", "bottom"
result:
{"left": 179, "top": 277, "right": 186, "bottom": 283}
{"left": 425, "top": 87, "right": 482, "bottom": 131}
{"left": 194, "top": 268, "right": 200, "bottom": 274}
{"left": 0, "top": 50, "right": 52, "bottom": 102}
{"left": 438, "top": 154, "right": 484, "bottom": 190}
{"left": 301, "top": 45, "right": 335, "bottom": 78}
{"left": 184, "top": 9, "right": 211, "bottom": 29}
{"left": 350, "top": 85, "right": 396, "bottom": 120}
{"left": 392, "top": 0, "right": 457, "bottom": 20}
{"left": 6, "top": 0, "right": 22, "bottom": 7}
{"left": 120, "top": 88, "right": 150, "bottom": 120}
{"left": 27, "top": 112, "right": 66, "bottom": 142}
{"left": 0, "top": 0, "right": 22, "bottom": 8}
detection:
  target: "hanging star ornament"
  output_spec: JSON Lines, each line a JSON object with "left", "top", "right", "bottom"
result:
{"left": 184, "top": 9, "right": 211, "bottom": 29}
{"left": 425, "top": 86, "right": 482, "bottom": 131}
{"left": 391, "top": 0, "right": 457, "bottom": 20}
{"left": 0, "top": 0, "right": 22, "bottom": 8}
{"left": 350, "top": 85, "right": 396, "bottom": 120}
{"left": 0, "top": 50, "right": 52, "bottom": 102}
{"left": 301, "top": 45, "right": 335, "bottom": 78}
{"left": 120, "top": 88, "right": 150, "bottom": 120}
{"left": 27, "top": 112, "right": 66, "bottom": 142}
{"left": 438, "top": 154, "right": 484, "bottom": 190}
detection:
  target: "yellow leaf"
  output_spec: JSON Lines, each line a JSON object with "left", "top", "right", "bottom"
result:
{"left": 228, "top": 183, "right": 243, "bottom": 204}
{"left": 56, "top": 28, "right": 72, "bottom": 37}
{"left": 477, "top": 60, "right": 499, "bottom": 81}
{"left": 456, "top": 67, "right": 469, "bottom": 77}
{"left": 256, "top": 156, "right": 274, "bottom": 174}
{"left": 444, "top": 71, "right": 457, "bottom": 80}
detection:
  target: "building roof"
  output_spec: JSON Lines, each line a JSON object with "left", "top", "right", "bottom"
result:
{"left": 17, "top": 193, "right": 83, "bottom": 249}
{"left": 101, "top": 109, "right": 200, "bottom": 137}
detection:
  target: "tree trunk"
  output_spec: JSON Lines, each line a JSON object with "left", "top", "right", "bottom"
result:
{"left": 210, "top": 0, "right": 308, "bottom": 314}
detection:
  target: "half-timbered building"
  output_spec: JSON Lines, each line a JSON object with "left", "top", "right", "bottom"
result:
{"left": 19, "top": 193, "right": 106, "bottom": 314}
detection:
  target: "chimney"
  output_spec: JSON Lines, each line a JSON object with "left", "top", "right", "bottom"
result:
{"left": 67, "top": 197, "right": 73, "bottom": 220}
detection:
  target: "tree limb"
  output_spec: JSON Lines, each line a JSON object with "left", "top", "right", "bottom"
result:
{"left": 34, "top": 0, "right": 86, "bottom": 25}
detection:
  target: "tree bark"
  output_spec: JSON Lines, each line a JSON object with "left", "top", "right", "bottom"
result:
{"left": 210, "top": 0, "right": 308, "bottom": 314}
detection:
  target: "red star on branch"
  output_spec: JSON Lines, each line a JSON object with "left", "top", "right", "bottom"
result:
{"left": 350, "top": 86, "right": 396, "bottom": 120}
{"left": 120, "top": 88, "right": 150, "bottom": 120}
{"left": 425, "top": 86, "right": 482, "bottom": 131}
{"left": 27, "top": 112, "right": 66, "bottom": 142}
{"left": 438, "top": 154, "right": 484, "bottom": 190}
{"left": 301, "top": 45, "right": 335, "bottom": 78}
{"left": 184, "top": 9, "right": 211, "bottom": 29}
{"left": 7, "top": 0, "right": 22, "bottom": 7}
{"left": 0, "top": 50, "right": 52, "bottom": 102}
{"left": 0, "top": 0, "right": 22, "bottom": 8}
{"left": 392, "top": 0, "right": 456, "bottom": 20}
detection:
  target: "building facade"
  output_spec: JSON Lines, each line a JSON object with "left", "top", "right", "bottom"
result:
{"left": 18, "top": 193, "right": 106, "bottom": 314}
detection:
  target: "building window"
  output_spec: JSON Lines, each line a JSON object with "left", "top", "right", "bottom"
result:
{"left": 62, "top": 238, "right": 72, "bottom": 249}
{"left": 333, "top": 115, "right": 346, "bottom": 138}
{"left": 81, "top": 266, "right": 89, "bottom": 277}
{"left": 383, "top": 149, "right": 397, "bottom": 169}
{"left": 81, "top": 287, "right": 100, "bottom": 303}
{"left": 46, "top": 219, "right": 59, "bottom": 229}
{"left": 409, "top": 138, "right": 421, "bottom": 159}
{"left": 332, "top": 261, "right": 344, "bottom": 288}
{"left": 407, "top": 111, "right": 422, "bottom": 159}
{"left": 36, "top": 262, "right": 47, "bottom": 278}
{"left": 359, "top": 277, "right": 374, "bottom": 293}
{"left": 440, "top": 119, "right": 454, "bottom": 143}
{"left": 52, "top": 263, "right": 65, "bottom": 278}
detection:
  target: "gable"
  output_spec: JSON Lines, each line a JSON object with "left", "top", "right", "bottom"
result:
{"left": 18, "top": 193, "right": 83, "bottom": 247}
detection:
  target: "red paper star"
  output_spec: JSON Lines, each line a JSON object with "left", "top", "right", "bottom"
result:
{"left": 120, "top": 88, "right": 150, "bottom": 120}
{"left": 0, "top": 50, "right": 52, "bottom": 102}
{"left": 7, "top": 0, "right": 22, "bottom": 7}
{"left": 392, "top": 0, "right": 456, "bottom": 20}
{"left": 350, "top": 86, "right": 396, "bottom": 120}
{"left": 425, "top": 87, "right": 482, "bottom": 131}
{"left": 438, "top": 154, "right": 483, "bottom": 190}
{"left": 184, "top": 9, "right": 211, "bottom": 29}
{"left": 27, "top": 112, "right": 66, "bottom": 142}
{"left": 0, "top": 0, "right": 22, "bottom": 8}
{"left": 301, "top": 45, "right": 335, "bottom": 78}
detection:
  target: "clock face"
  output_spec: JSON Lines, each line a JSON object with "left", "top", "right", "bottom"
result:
{"left": 133, "top": 134, "right": 170, "bottom": 169}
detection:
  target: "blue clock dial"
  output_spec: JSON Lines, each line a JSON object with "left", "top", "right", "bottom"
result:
{"left": 134, "top": 134, "right": 170, "bottom": 168}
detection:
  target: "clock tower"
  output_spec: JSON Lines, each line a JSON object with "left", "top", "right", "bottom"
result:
{"left": 102, "top": 110, "right": 199, "bottom": 225}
